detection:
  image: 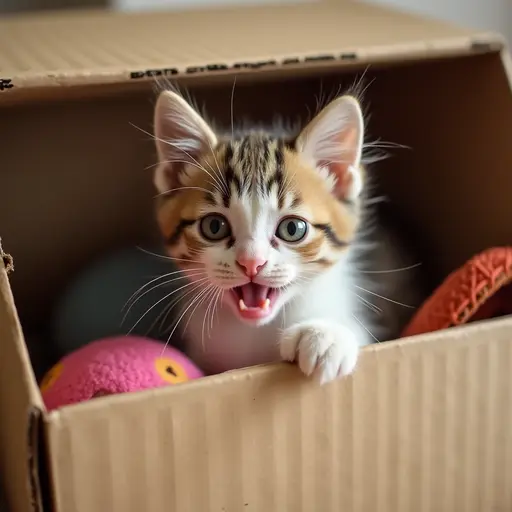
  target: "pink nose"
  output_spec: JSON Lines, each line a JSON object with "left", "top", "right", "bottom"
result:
{"left": 236, "top": 255, "right": 267, "bottom": 277}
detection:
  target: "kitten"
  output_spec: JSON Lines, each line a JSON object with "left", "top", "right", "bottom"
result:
{"left": 151, "top": 89, "right": 421, "bottom": 384}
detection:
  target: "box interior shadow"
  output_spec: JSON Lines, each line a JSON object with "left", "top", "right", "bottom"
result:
{"left": 2, "top": 51, "right": 511, "bottom": 350}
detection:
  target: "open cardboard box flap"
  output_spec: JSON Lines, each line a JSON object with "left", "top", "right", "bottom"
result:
{"left": 0, "top": 251, "right": 44, "bottom": 512}
{"left": 1, "top": 2, "right": 512, "bottom": 512}
{"left": 0, "top": 0, "right": 505, "bottom": 98}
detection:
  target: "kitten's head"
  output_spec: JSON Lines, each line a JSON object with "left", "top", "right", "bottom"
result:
{"left": 153, "top": 90, "right": 365, "bottom": 326}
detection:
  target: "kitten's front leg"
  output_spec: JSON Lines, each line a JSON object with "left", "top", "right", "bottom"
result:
{"left": 280, "top": 320, "right": 360, "bottom": 384}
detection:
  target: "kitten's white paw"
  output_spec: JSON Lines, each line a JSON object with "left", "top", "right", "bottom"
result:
{"left": 280, "top": 320, "right": 359, "bottom": 384}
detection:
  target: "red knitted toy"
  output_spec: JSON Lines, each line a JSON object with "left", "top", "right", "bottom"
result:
{"left": 402, "top": 247, "right": 512, "bottom": 337}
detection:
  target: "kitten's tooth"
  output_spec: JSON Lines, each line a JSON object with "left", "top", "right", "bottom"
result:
{"left": 262, "top": 298, "right": 271, "bottom": 310}
{"left": 239, "top": 299, "right": 248, "bottom": 311}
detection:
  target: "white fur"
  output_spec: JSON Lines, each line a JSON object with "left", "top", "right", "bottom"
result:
{"left": 280, "top": 321, "right": 359, "bottom": 384}
{"left": 184, "top": 239, "right": 369, "bottom": 383}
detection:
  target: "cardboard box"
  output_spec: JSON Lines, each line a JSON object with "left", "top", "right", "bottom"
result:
{"left": 1, "top": 2, "right": 512, "bottom": 511}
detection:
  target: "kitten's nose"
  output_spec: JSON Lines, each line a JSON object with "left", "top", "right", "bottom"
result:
{"left": 236, "top": 255, "right": 267, "bottom": 277}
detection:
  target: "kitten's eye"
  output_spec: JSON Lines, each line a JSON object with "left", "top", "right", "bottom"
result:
{"left": 199, "top": 214, "right": 231, "bottom": 241}
{"left": 276, "top": 217, "right": 308, "bottom": 243}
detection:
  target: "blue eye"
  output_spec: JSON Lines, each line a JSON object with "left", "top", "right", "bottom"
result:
{"left": 276, "top": 217, "right": 308, "bottom": 243}
{"left": 199, "top": 214, "right": 231, "bottom": 241}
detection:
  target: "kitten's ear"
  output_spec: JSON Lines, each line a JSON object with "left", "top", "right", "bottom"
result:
{"left": 153, "top": 90, "right": 217, "bottom": 194}
{"left": 296, "top": 95, "right": 364, "bottom": 201}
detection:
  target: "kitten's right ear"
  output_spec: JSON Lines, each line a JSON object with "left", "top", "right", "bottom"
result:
{"left": 296, "top": 95, "right": 364, "bottom": 202}
{"left": 153, "top": 90, "right": 217, "bottom": 194}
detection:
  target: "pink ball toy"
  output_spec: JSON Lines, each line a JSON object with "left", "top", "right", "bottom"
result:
{"left": 40, "top": 336, "right": 204, "bottom": 411}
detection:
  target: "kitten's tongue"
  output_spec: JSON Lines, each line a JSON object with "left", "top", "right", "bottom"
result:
{"left": 239, "top": 283, "right": 269, "bottom": 308}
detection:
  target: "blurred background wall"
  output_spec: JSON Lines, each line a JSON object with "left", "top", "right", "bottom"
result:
{"left": 370, "top": 0, "right": 510, "bottom": 43}
{"left": 0, "top": 0, "right": 510, "bottom": 43}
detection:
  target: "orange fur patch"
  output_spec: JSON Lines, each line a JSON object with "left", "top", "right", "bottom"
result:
{"left": 314, "top": 258, "right": 335, "bottom": 269}
{"left": 156, "top": 170, "right": 212, "bottom": 242}
{"left": 295, "top": 235, "right": 324, "bottom": 262}
{"left": 283, "top": 149, "right": 359, "bottom": 245}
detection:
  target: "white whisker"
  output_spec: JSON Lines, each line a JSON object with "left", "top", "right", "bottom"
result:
{"left": 129, "top": 277, "right": 210, "bottom": 334}
{"left": 351, "top": 313, "right": 380, "bottom": 343}
{"left": 163, "top": 282, "right": 208, "bottom": 335}
{"left": 364, "top": 139, "right": 410, "bottom": 150}
{"left": 202, "top": 287, "right": 219, "bottom": 348}
{"left": 122, "top": 267, "right": 204, "bottom": 312}
{"left": 359, "top": 263, "right": 422, "bottom": 274}
{"left": 159, "top": 278, "right": 210, "bottom": 334}
{"left": 131, "top": 123, "right": 226, "bottom": 195}
{"left": 230, "top": 76, "right": 237, "bottom": 140}
{"left": 161, "top": 281, "right": 214, "bottom": 354}
{"left": 202, "top": 138, "right": 228, "bottom": 196}
{"left": 136, "top": 247, "right": 203, "bottom": 265}
{"left": 121, "top": 271, "right": 206, "bottom": 326}
{"left": 353, "top": 285, "right": 415, "bottom": 309}
{"left": 210, "top": 287, "right": 223, "bottom": 333}
{"left": 207, "top": 138, "right": 224, "bottom": 183}
{"left": 154, "top": 185, "right": 213, "bottom": 198}
{"left": 182, "top": 284, "right": 215, "bottom": 337}
{"left": 355, "top": 294, "right": 382, "bottom": 314}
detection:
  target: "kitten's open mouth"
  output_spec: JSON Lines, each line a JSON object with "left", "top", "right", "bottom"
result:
{"left": 230, "top": 283, "right": 279, "bottom": 320}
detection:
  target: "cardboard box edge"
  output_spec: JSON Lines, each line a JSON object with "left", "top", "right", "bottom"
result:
{"left": 0, "top": 249, "right": 46, "bottom": 512}
{"left": 0, "top": 248, "right": 44, "bottom": 408}
{"left": 0, "top": 32, "right": 504, "bottom": 97}
{"left": 44, "top": 315, "right": 512, "bottom": 423}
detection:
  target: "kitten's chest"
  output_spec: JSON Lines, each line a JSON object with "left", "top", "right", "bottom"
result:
{"left": 184, "top": 304, "right": 283, "bottom": 374}
{"left": 182, "top": 281, "right": 350, "bottom": 374}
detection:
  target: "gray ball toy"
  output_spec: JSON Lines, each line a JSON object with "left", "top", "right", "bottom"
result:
{"left": 52, "top": 246, "right": 187, "bottom": 355}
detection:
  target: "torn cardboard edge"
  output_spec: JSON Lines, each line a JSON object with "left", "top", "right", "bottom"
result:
{"left": 0, "top": 33, "right": 503, "bottom": 97}
{"left": 0, "top": 239, "right": 13, "bottom": 274}
{"left": 0, "top": 267, "right": 41, "bottom": 405}
{"left": 0, "top": 265, "right": 46, "bottom": 512}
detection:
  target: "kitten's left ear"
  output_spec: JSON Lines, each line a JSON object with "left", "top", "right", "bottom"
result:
{"left": 153, "top": 90, "right": 217, "bottom": 194}
{"left": 296, "top": 95, "right": 364, "bottom": 201}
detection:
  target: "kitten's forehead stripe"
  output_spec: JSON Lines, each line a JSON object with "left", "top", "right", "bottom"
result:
{"left": 218, "top": 134, "right": 288, "bottom": 201}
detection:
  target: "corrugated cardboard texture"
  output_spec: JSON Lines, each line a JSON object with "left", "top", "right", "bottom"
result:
{"left": 46, "top": 318, "right": 512, "bottom": 512}
{"left": 0, "top": 263, "right": 44, "bottom": 512}
{"left": 0, "top": 1, "right": 500, "bottom": 93}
